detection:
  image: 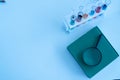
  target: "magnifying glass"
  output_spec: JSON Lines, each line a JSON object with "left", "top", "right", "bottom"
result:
{"left": 82, "top": 35, "right": 102, "bottom": 66}
{"left": 82, "top": 47, "right": 102, "bottom": 66}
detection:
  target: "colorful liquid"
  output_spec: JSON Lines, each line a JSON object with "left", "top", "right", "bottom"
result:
{"left": 83, "top": 13, "right": 88, "bottom": 19}
{"left": 89, "top": 10, "right": 95, "bottom": 16}
{"left": 95, "top": 6, "right": 101, "bottom": 13}
{"left": 102, "top": 4, "right": 107, "bottom": 10}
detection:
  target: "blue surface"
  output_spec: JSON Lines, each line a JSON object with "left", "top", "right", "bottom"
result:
{"left": 0, "top": 0, "right": 120, "bottom": 80}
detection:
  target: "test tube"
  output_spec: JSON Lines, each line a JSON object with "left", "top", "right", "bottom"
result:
{"left": 76, "top": 11, "right": 83, "bottom": 22}
{"left": 82, "top": 5, "right": 89, "bottom": 19}
{"left": 89, "top": 6, "right": 96, "bottom": 16}
{"left": 102, "top": 0, "right": 111, "bottom": 10}
{"left": 70, "top": 15, "right": 76, "bottom": 25}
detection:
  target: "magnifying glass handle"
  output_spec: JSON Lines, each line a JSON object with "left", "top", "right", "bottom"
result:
{"left": 95, "top": 34, "right": 102, "bottom": 48}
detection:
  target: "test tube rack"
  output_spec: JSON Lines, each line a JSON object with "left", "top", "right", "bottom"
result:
{"left": 64, "top": 0, "right": 111, "bottom": 32}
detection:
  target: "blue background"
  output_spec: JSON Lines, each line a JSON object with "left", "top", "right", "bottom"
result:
{"left": 0, "top": 0, "right": 120, "bottom": 80}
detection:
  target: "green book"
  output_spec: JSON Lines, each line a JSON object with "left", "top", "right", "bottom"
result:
{"left": 67, "top": 26, "right": 119, "bottom": 78}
